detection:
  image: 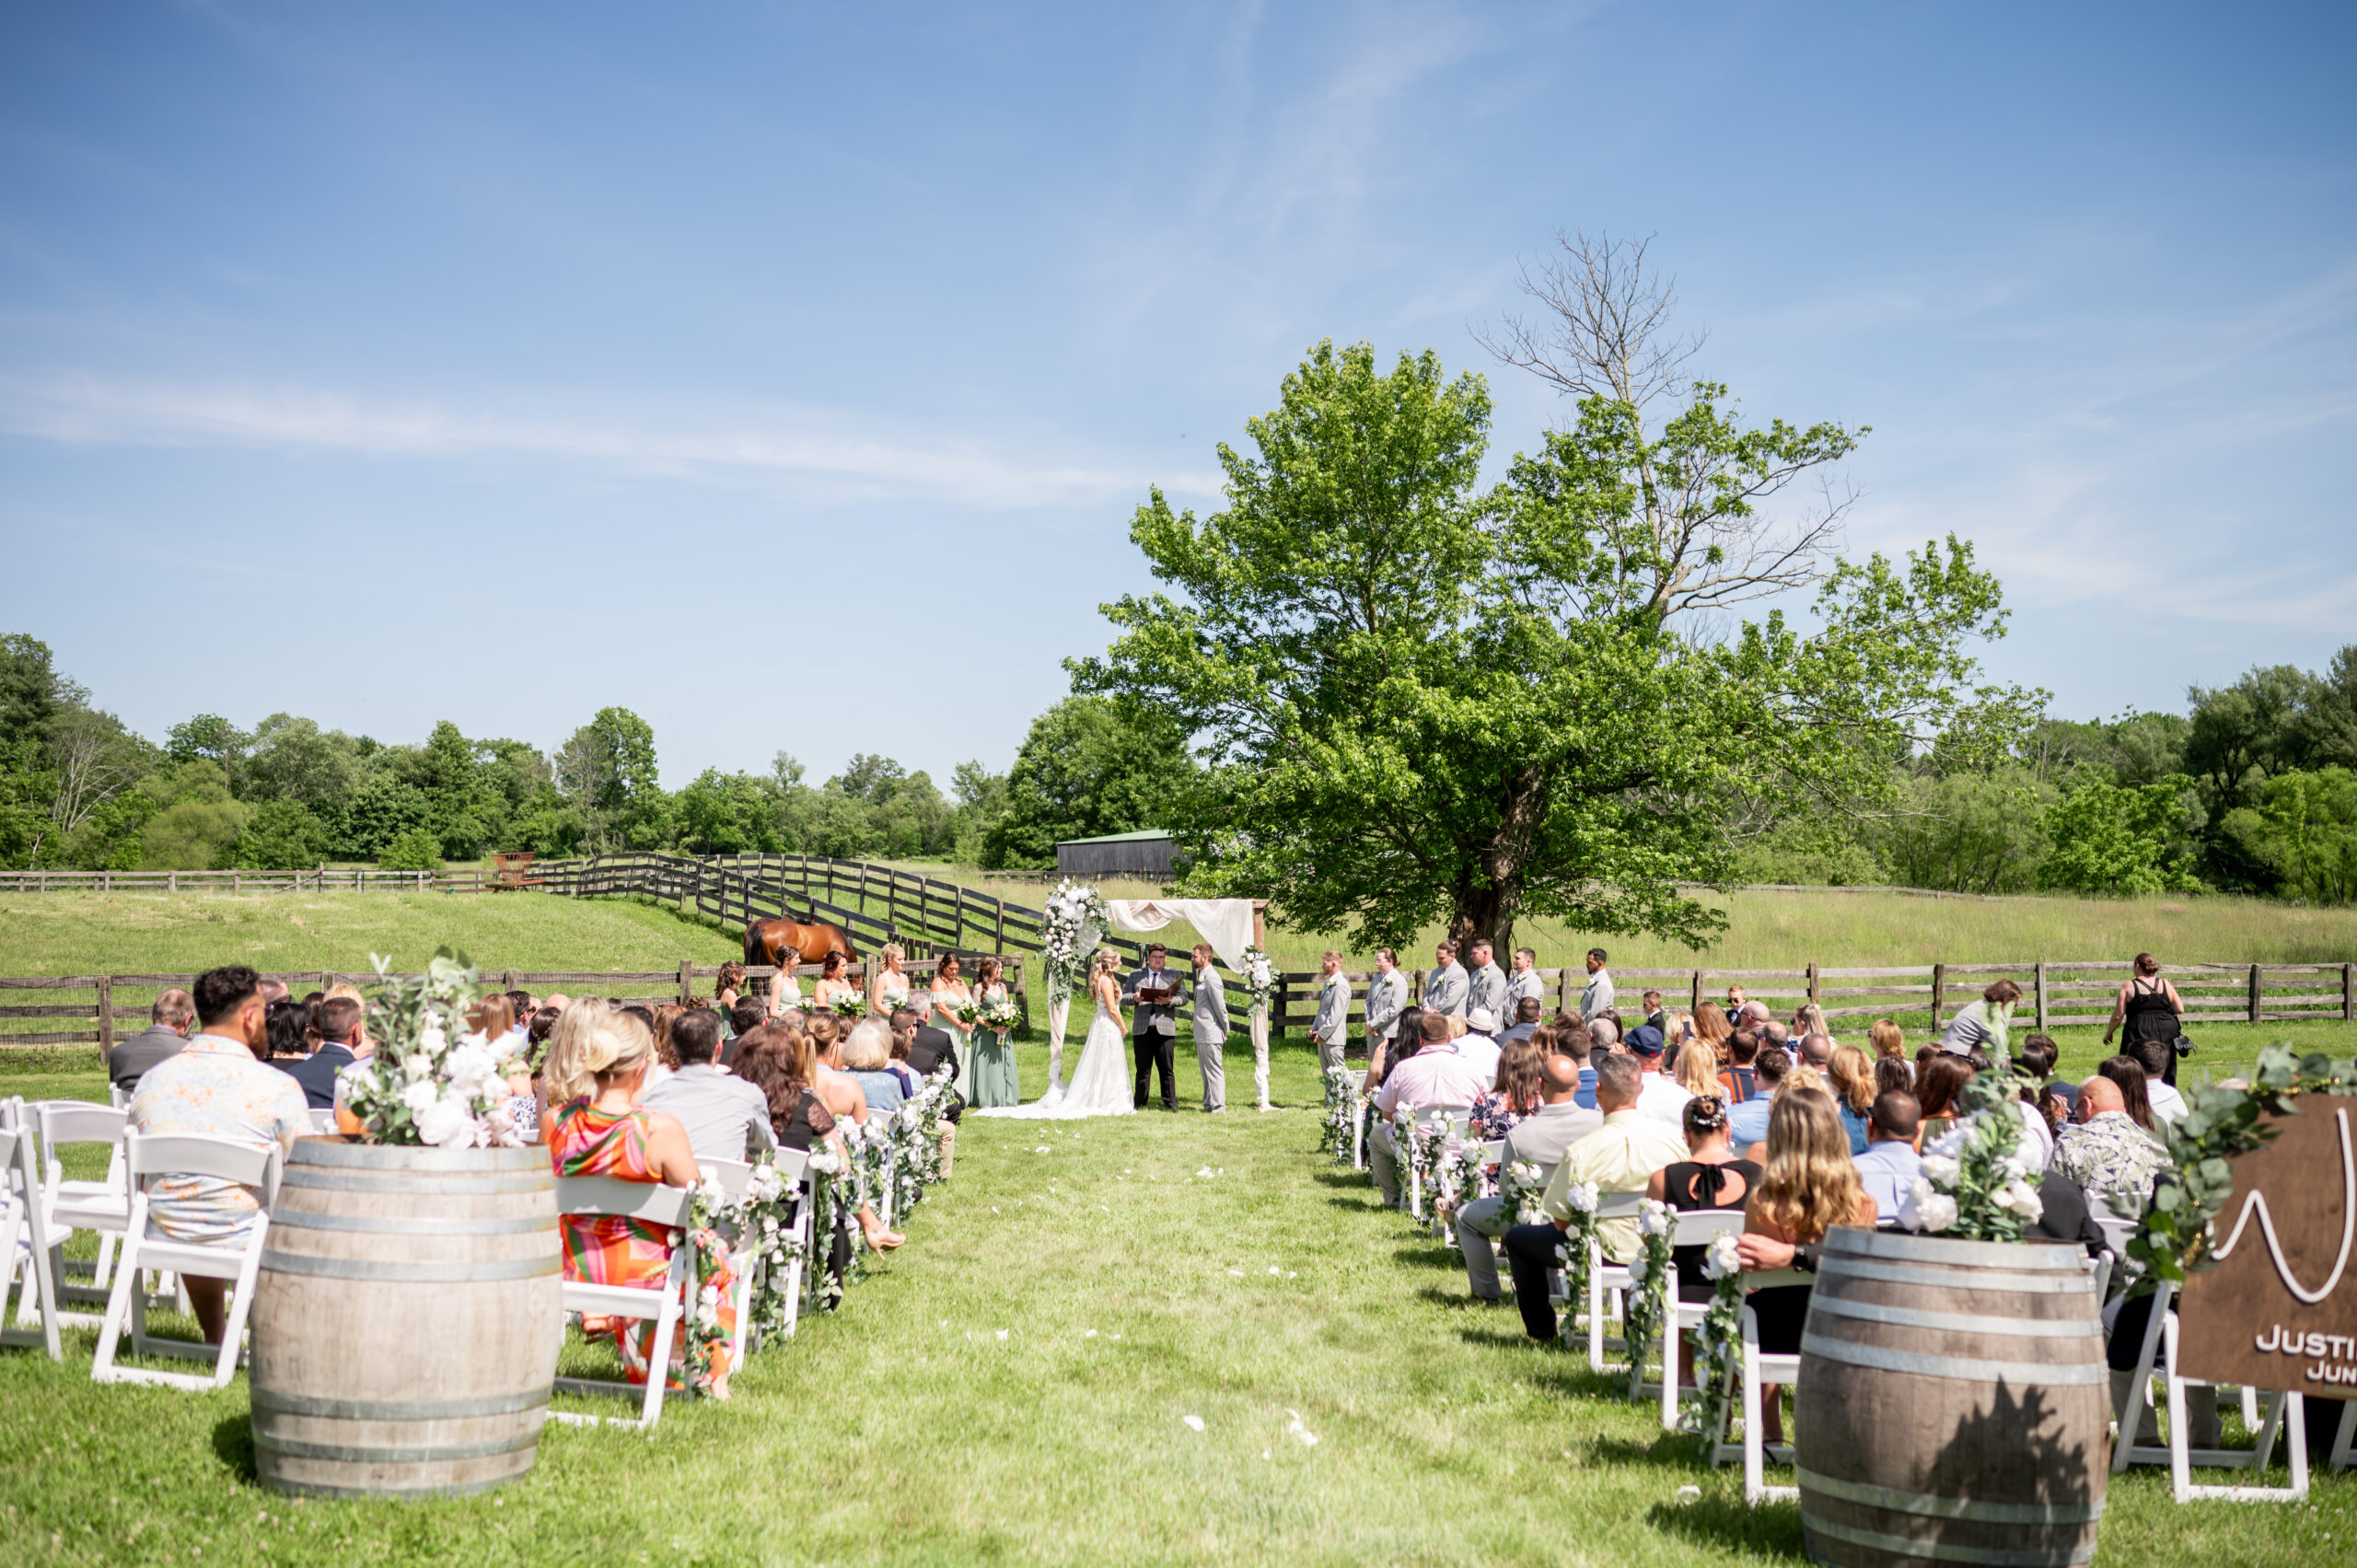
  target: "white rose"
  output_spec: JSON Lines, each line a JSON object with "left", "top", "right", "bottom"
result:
{"left": 1921, "top": 1155, "right": 1961, "bottom": 1187}
{"left": 1999, "top": 1155, "right": 2028, "bottom": 1183}
{"left": 402, "top": 1053, "right": 434, "bottom": 1085}
{"left": 417, "top": 1020, "right": 447, "bottom": 1054}
{"left": 401, "top": 1079, "right": 440, "bottom": 1116}
{"left": 444, "top": 1042, "right": 498, "bottom": 1098}
{"left": 1702, "top": 1234, "right": 1744, "bottom": 1281}
{"left": 1626, "top": 1255, "right": 1649, "bottom": 1284}
{"left": 2001, "top": 1179, "right": 2045, "bottom": 1221}
{"left": 413, "top": 1096, "right": 478, "bottom": 1148}
{"left": 1900, "top": 1179, "right": 1957, "bottom": 1234}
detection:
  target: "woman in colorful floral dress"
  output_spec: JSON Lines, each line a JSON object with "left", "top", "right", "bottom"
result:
{"left": 545, "top": 1009, "right": 737, "bottom": 1400}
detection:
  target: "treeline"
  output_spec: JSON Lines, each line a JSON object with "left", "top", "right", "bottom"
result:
{"left": 0, "top": 634, "right": 1190, "bottom": 874}
{"left": 1740, "top": 646, "right": 2357, "bottom": 902}
{"left": 6, "top": 627, "right": 2350, "bottom": 903}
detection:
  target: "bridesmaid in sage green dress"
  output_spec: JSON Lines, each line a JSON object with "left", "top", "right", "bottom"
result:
{"left": 967, "top": 955, "right": 1020, "bottom": 1108}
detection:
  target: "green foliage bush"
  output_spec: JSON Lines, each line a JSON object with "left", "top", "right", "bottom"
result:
{"left": 377, "top": 827, "right": 447, "bottom": 872}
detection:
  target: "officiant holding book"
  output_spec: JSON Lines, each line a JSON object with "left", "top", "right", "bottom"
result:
{"left": 1123, "top": 944, "right": 1189, "bottom": 1110}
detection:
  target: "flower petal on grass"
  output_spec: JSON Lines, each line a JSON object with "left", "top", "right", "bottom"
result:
{"left": 1285, "top": 1410, "right": 1319, "bottom": 1446}
{"left": 1181, "top": 1414, "right": 1205, "bottom": 1433}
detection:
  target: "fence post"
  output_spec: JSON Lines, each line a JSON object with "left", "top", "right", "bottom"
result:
{"left": 679, "top": 959, "right": 694, "bottom": 1005}
{"left": 1930, "top": 963, "right": 1945, "bottom": 1035}
{"left": 95, "top": 976, "right": 114, "bottom": 1059}
{"left": 1690, "top": 970, "right": 1702, "bottom": 1014}
{"left": 994, "top": 897, "right": 1006, "bottom": 953}
{"left": 2248, "top": 963, "right": 2261, "bottom": 1025}
{"left": 2345, "top": 961, "right": 2354, "bottom": 1024}
{"left": 233, "top": 871, "right": 240, "bottom": 893}
{"left": 169, "top": 871, "right": 178, "bottom": 893}
{"left": 2034, "top": 961, "right": 2048, "bottom": 1032}
{"left": 1806, "top": 962, "right": 1819, "bottom": 1005}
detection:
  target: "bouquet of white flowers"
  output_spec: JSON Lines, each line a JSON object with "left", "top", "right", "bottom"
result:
{"left": 1898, "top": 1064, "right": 2044, "bottom": 1240}
{"left": 830, "top": 993, "right": 869, "bottom": 1020}
{"left": 1240, "top": 946, "right": 1276, "bottom": 1010}
{"left": 978, "top": 994, "right": 1021, "bottom": 1032}
{"left": 335, "top": 950, "right": 530, "bottom": 1149}
{"left": 953, "top": 999, "right": 981, "bottom": 1027}
{"left": 1041, "top": 880, "right": 1109, "bottom": 993}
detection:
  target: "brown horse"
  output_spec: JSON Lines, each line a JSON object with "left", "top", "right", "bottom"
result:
{"left": 743, "top": 916, "right": 860, "bottom": 973}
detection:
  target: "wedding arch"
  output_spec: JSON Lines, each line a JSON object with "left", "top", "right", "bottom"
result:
{"left": 1037, "top": 883, "right": 1277, "bottom": 1108}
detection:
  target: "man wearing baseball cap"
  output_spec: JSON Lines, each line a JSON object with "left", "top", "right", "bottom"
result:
{"left": 1458, "top": 1006, "right": 1502, "bottom": 1090}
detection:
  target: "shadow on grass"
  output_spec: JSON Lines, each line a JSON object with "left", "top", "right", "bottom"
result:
{"left": 1644, "top": 1490, "right": 1805, "bottom": 1560}
{"left": 1390, "top": 1241, "right": 1459, "bottom": 1272}
{"left": 211, "top": 1411, "right": 257, "bottom": 1484}
{"left": 1310, "top": 1170, "right": 1367, "bottom": 1189}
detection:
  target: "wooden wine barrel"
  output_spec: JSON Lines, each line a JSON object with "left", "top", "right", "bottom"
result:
{"left": 1794, "top": 1227, "right": 2108, "bottom": 1567}
{"left": 250, "top": 1141, "right": 562, "bottom": 1498}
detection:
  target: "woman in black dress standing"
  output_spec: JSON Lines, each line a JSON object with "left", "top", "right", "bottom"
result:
{"left": 2105, "top": 952, "right": 2185, "bottom": 1086}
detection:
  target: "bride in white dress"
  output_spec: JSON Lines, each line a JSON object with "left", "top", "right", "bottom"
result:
{"left": 975, "top": 949, "right": 1133, "bottom": 1121}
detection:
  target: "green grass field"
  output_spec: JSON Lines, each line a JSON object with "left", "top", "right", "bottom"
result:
{"left": 2, "top": 1031, "right": 2350, "bottom": 1566}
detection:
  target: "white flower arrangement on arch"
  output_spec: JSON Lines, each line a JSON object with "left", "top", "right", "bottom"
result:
{"left": 1040, "top": 880, "right": 1109, "bottom": 994}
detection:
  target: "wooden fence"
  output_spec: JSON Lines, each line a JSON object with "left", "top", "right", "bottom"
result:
{"left": 0, "top": 953, "right": 1033, "bottom": 1060}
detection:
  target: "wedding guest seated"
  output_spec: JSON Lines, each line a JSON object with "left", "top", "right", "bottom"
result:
{"left": 278, "top": 995, "right": 365, "bottom": 1109}
{"left": 898, "top": 1006, "right": 963, "bottom": 1086}
{"left": 1457, "top": 1051, "right": 1600, "bottom": 1302}
{"left": 1725, "top": 1047, "right": 1790, "bottom": 1156}
{"left": 1367, "top": 1012, "right": 1486, "bottom": 1209}
{"left": 1649, "top": 1094, "right": 1759, "bottom": 1393}
{"left": 1873, "top": 1053, "right": 1913, "bottom": 1098}
{"left": 262, "top": 999, "right": 316, "bottom": 1063}
{"left": 720, "top": 996, "right": 768, "bottom": 1065}
{"left": 1826, "top": 1045, "right": 1875, "bottom": 1155}
{"left": 1457, "top": 1007, "right": 1504, "bottom": 1090}
{"left": 840, "top": 1020, "right": 905, "bottom": 1113}
{"left": 2053, "top": 1075, "right": 2170, "bottom": 1218}
{"left": 1760, "top": 1020, "right": 1794, "bottom": 1062}
{"left": 639, "top": 1008, "right": 775, "bottom": 1164}
{"left": 1471, "top": 1030, "right": 1548, "bottom": 1140}
{"left": 1717, "top": 1029, "right": 1760, "bottom": 1104}
{"left": 1912, "top": 1051, "right": 1973, "bottom": 1144}
{"left": 1362, "top": 1005, "right": 1428, "bottom": 1098}
{"left": 1798, "top": 1033, "right": 1834, "bottom": 1073}
{"left": 1666, "top": 1029, "right": 1720, "bottom": 1115}
{"left": 1629, "top": 1027, "right": 1689, "bottom": 1124}
{"left": 2129, "top": 1038, "right": 2188, "bottom": 1124}
{"left": 1867, "top": 1017, "right": 1907, "bottom": 1064}
{"left": 1553, "top": 1016, "right": 1596, "bottom": 1108}
{"left": 1852, "top": 1091, "right": 1923, "bottom": 1222}
{"left": 1497, "top": 1053, "right": 1685, "bottom": 1342}
{"left": 1499, "top": 997, "right": 1542, "bottom": 1049}
{"left": 1733, "top": 1087, "right": 1876, "bottom": 1442}
{"left": 110, "top": 988, "right": 195, "bottom": 1093}
{"left": 807, "top": 1015, "right": 903, "bottom": 1248}
{"left": 543, "top": 1008, "right": 735, "bottom": 1400}
{"left": 126, "top": 965, "right": 311, "bottom": 1343}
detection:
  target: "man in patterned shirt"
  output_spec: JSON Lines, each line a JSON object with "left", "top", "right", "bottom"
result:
{"left": 2052, "top": 1077, "right": 2170, "bottom": 1216}
{"left": 127, "top": 965, "right": 311, "bottom": 1344}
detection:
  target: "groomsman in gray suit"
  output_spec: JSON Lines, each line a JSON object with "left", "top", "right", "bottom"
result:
{"left": 1507, "top": 947, "right": 1545, "bottom": 1013}
{"left": 1466, "top": 939, "right": 1509, "bottom": 1024}
{"left": 1189, "top": 943, "right": 1230, "bottom": 1112}
{"left": 1363, "top": 948, "right": 1410, "bottom": 1063}
{"left": 1309, "top": 950, "right": 1352, "bottom": 1073}
{"left": 1423, "top": 941, "right": 1469, "bottom": 1018}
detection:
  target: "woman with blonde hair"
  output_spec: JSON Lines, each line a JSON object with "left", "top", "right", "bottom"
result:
{"left": 544, "top": 1008, "right": 737, "bottom": 1400}
{"left": 870, "top": 944, "right": 911, "bottom": 1016}
{"left": 1794, "top": 1002, "right": 1831, "bottom": 1043}
{"left": 1675, "top": 1037, "right": 1724, "bottom": 1100}
{"left": 841, "top": 1018, "right": 904, "bottom": 1113}
{"left": 808, "top": 1015, "right": 905, "bottom": 1249}
{"left": 1826, "top": 1044, "right": 1875, "bottom": 1154}
{"left": 1867, "top": 1017, "right": 1906, "bottom": 1061}
{"left": 1735, "top": 1086, "right": 1876, "bottom": 1441}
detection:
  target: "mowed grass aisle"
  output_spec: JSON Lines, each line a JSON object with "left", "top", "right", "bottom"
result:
{"left": 2, "top": 1037, "right": 2351, "bottom": 1565}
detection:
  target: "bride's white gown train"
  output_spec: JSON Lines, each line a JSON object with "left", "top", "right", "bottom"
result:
{"left": 974, "top": 1001, "right": 1133, "bottom": 1120}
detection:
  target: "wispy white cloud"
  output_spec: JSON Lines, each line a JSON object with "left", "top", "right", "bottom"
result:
{"left": 0, "top": 377, "right": 1224, "bottom": 509}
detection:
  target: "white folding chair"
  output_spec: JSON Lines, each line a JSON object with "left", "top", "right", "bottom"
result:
{"left": 0, "top": 1106, "right": 62, "bottom": 1361}
{"left": 91, "top": 1132, "right": 282, "bottom": 1390}
{"left": 1543, "top": 1192, "right": 1644, "bottom": 1373}
{"left": 306, "top": 1109, "right": 338, "bottom": 1135}
{"left": 698, "top": 1158, "right": 763, "bottom": 1373}
{"left": 2110, "top": 1279, "right": 2310, "bottom": 1502}
{"left": 551, "top": 1175, "right": 695, "bottom": 1430}
{"left": 2329, "top": 1399, "right": 2355, "bottom": 1473}
{"left": 1708, "top": 1267, "right": 1809, "bottom": 1505}
{"left": 1657, "top": 1211, "right": 1748, "bottom": 1430}
{"left": 1351, "top": 1091, "right": 1368, "bottom": 1171}
{"left": 28, "top": 1101, "right": 131, "bottom": 1325}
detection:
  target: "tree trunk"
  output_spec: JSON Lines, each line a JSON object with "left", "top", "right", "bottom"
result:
{"left": 1449, "top": 769, "right": 1545, "bottom": 956}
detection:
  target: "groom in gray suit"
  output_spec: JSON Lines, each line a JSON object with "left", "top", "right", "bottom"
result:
{"left": 1123, "top": 944, "right": 1188, "bottom": 1110}
{"left": 1190, "top": 944, "right": 1229, "bottom": 1112}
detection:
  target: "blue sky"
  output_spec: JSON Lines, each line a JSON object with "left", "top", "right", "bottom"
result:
{"left": 2, "top": 2, "right": 2351, "bottom": 787}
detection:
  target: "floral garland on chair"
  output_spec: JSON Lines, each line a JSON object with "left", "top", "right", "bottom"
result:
{"left": 1620, "top": 1198, "right": 1675, "bottom": 1399}
{"left": 804, "top": 1146, "right": 850, "bottom": 1309}
{"left": 1402, "top": 1114, "right": 1452, "bottom": 1225}
{"left": 1498, "top": 1159, "right": 1550, "bottom": 1226}
{"left": 1436, "top": 1142, "right": 1489, "bottom": 1249}
{"left": 1554, "top": 1179, "right": 1600, "bottom": 1352}
{"left": 679, "top": 1157, "right": 808, "bottom": 1377}
{"left": 1678, "top": 1234, "right": 1747, "bottom": 1456}
{"left": 1320, "top": 1065, "right": 1360, "bottom": 1159}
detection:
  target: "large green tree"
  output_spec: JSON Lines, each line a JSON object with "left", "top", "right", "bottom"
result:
{"left": 1074, "top": 334, "right": 2032, "bottom": 951}
{"left": 981, "top": 696, "right": 1193, "bottom": 869}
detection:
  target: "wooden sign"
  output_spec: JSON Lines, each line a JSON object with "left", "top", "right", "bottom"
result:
{"left": 2176, "top": 1095, "right": 2357, "bottom": 1400}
